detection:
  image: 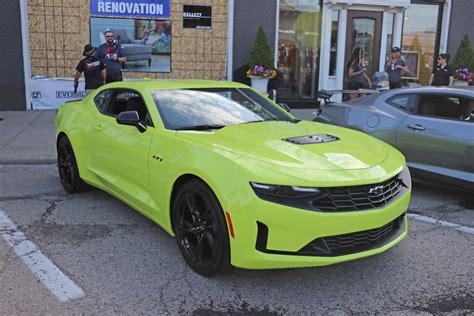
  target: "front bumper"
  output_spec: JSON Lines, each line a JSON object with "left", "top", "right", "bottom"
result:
{"left": 227, "top": 182, "right": 410, "bottom": 270}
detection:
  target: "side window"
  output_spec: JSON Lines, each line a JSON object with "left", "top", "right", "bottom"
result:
{"left": 415, "top": 94, "right": 474, "bottom": 122}
{"left": 104, "top": 90, "right": 153, "bottom": 126}
{"left": 94, "top": 90, "right": 112, "bottom": 113}
{"left": 459, "top": 97, "right": 474, "bottom": 122}
{"left": 387, "top": 94, "right": 415, "bottom": 113}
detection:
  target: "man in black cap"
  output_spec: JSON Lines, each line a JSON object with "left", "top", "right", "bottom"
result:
{"left": 73, "top": 44, "right": 106, "bottom": 96}
{"left": 385, "top": 47, "right": 409, "bottom": 89}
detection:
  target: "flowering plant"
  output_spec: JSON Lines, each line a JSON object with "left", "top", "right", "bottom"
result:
{"left": 455, "top": 67, "right": 474, "bottom": 81}
{"left": 246, "top": 65, "right": 277, "bottom": 78}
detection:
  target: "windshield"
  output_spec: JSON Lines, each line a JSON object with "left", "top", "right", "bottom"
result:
{"left": 151, "top": 88, "right": 293, "bottom": 130}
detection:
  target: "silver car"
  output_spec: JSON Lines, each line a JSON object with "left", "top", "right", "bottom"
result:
{"left": 314, "top": 87, "right": 474, "bottom": 191}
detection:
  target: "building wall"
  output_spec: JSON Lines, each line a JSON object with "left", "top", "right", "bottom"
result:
{"left": 447, "top": 0, "right": 474, "bottom": 57}
{"left": 27, "top": 0, "right": 228, "bottom": 80}
{"left": 232, "top": 0, "right": 277, "bottom": 70}
{"left": 0, "top": 1, "right": 26, "bottom": 110}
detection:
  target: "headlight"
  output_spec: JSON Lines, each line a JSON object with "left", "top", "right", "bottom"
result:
{"left": 250, "top": 182, "right": 323, "bottom": 202}
{"left": 399, "top": 165, "right": 411, "bottom": 189}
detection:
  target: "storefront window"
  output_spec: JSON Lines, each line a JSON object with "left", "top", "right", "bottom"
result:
{"left": 402, "top": 3, "right": 441, "bottom": 85}
{"left": 350, "top": 18, "right": 376, "bottom": 76}
{"left": 329, "top": 10, "right": 339, "bottom": 76}
{"left": 278, "top": 1, "right": 322, "bottom": 100}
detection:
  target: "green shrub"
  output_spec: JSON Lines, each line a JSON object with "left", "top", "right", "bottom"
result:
{"left": 452, "top": 34, "right": 474, "bottom": 70}
{"left": 246, "top": 26, "right": 274, "bottom": 69}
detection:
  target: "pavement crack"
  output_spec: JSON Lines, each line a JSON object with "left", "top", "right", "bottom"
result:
{"left": 0, "top": 192, "right": 67, "bottom": 203}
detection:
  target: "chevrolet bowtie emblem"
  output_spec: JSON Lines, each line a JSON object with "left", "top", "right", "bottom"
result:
{"left": 368, "top": 185, "right": 384, "bottom": 194}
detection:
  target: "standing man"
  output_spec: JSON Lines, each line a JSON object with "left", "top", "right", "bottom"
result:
{"left": 429, "top": 54, "right": 454, "bottom": 86}
{"left": 95, "top": 31, "right": 126, "bottom": 83}
{"left": 74, "top": 44, "right": 106, "bottom": 96}
{"left": 386, "top": 47, "right": 409, "bottom": 89}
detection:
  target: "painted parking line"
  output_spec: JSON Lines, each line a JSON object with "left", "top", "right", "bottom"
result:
{"left": 408, "top": 213, "right": 474, "bottom": 235}
{"left": 0, "top": 210, "right": 85, "bottom": 302}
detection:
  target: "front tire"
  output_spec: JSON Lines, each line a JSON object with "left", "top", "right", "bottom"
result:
{"left": 57, "top": 136, "right": 88, "bottom": 193}
{"left": 172, "top": 179, "right": 230, "bottom": 277}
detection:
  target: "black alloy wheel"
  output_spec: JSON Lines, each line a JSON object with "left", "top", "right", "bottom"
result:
{"left": 172, "top": 179, "right": 230, "bottom": 276}
{"left": 57, "top": 136, "right": 87, "bottom": 193}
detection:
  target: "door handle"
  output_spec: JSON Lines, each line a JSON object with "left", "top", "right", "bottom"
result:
{"left": 407, "top": 124, "right": 425, "bottom": 131}
{"left": 94, "top": 124, "right": 103, "bottom": 132}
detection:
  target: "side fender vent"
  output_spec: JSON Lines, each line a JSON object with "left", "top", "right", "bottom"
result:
{"left": 283, "top": 134, "right": 339, "bottom": 145}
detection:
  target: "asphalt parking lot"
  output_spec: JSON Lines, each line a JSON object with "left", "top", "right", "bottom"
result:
{"left": 1, "top": 111, "right": 473, "bottom": 314}
{"left": 1, "top": 163, "right": 473, "bottom": 315}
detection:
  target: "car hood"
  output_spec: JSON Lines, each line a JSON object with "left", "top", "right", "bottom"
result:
{"left": 176, "top": 121, "right": 389, "bottom": 171}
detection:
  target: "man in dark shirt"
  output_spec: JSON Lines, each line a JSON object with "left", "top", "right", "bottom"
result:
{"left": 429, "top": 53, "right": 454, "bottom": 86}
{"left": 95, "top": 31, "right": 126, "bottom": 83}
{"left": 74, "top": 44, "right": 106, "bottom": 96}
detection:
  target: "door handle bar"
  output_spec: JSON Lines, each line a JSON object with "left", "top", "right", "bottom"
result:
{"left": 407, "top": 124, "right": 425, "bottom": 131}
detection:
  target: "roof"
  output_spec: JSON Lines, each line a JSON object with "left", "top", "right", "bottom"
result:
{"left": 102, "top": 79, "right": 250, "bottom": 91}
{"left": 384, "top": 86, "right": 473, "bottom": 95}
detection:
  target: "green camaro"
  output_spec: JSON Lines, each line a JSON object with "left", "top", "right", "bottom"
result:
{"left": 55, "top": 80, "right": 411, "bottom": 276}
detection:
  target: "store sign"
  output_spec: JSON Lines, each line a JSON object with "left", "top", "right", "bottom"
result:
{"left": 90, "top": 0, "right": 170, "bottom": 19}
{"left": 183, "top": 5, "right": 212, "bottom": 29}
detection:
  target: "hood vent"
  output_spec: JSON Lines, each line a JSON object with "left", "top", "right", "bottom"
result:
{"left": 283, "top": 134, "right": 339, "bottom": 145}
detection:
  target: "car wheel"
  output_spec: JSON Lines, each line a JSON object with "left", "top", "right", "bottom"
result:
{"left": 57, "top": 136, "right": 88, "bottom": 193}
{"left": 172, "top": 179, "right": 230, "bottom": 277}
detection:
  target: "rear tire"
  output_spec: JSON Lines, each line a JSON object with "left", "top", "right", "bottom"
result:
{"left": 57, "top": 136, "right": 88, "bottom": 193}
{"left": 172, "top": 179, "right": 231, "bottom": 277}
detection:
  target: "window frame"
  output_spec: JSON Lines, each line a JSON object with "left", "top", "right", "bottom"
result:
{"left": 94, "top": 88, "right": 154, "bottom": 127}
{"left": 94, "top": 89, "right": 113, "bottom": 114}
{"left": 412, "top": 93, "right": 474, "bottom": 122}
{"left": 386, "top": 93, "right": 417, "bottom": 113}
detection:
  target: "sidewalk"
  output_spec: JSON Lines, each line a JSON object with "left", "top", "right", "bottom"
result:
{"left": 0, "top": 109, "right": 317, "bottom": 166}
{"left": 0, "top": 110, "right": 57, "bottom": 164}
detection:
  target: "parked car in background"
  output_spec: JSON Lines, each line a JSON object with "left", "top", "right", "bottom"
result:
{"left": 315, "top": 87, "right": 474, "bottom": 191}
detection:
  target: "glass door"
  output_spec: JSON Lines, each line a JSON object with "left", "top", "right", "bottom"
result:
{"left": 402, "top": 3, "right": 443, "bottom": 85}
{"left": 277, "top": 1, "right": 322, "bottom": 105}
{"left": 345, "top": 11, "right": 383, "bottom": 84}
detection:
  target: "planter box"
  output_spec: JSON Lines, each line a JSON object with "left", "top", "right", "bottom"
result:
{"left": 453, "top": 80, "right": 469, "bottom": 87}
{"left": 249, "top": 77, "right": 269, "bottom": 93}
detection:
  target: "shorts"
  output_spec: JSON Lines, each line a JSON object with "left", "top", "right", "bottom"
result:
{"left": 389, "top": 81, "right": 402, "bottom": 89}
{"left": 348, "top": 81, "right": 364, "bottom": 90}
{"left": 106, "top": 72, "right": 123, "bottom": 83}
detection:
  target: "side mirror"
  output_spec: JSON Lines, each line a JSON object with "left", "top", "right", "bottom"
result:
{"left": 278, "top": 103, "right": 291, "bottom": 112}
{"left": 312, "top": 108, "right": 322, "bottom": 121}
{"left": 116, "top": 111, "right": 147, "bottom": 133}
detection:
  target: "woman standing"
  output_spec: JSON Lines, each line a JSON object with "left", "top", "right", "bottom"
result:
{"left": 429, "top": 53, "right": 454, "bottom": 86}
{"left": 346, "top": 47, "right": 371, "bottom": 99}
{"left": 386, "top": 47, "right": 409, "bottom": 89}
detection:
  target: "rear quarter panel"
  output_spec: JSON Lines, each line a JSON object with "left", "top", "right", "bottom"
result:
{"left": 55, "top": 98, "right": 96, "bottom": 183}
{"left": 317, "top": 97, "right": 409, "bottom": 146}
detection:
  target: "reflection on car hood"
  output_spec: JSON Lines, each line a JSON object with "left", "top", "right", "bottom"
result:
{"left": 176, "top": 120, "right": 390, "bottom": 171}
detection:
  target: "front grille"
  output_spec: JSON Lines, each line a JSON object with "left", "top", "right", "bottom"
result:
{"left": 251, "top": 168, "right": 410, "bottom": 213}
{"left": 312, "top": 175, "right": 403, "bottom": 212}
{"left": 298, "top": 214, "right": 405, "bottom": 256}
{"left": 255, "top": 214, "right": 406, "bottom": 257}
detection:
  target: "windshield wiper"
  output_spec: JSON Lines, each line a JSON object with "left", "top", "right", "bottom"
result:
{"left": 239, "top": 120, "right": 264, "bottom": 124}
{"left": 175, "top": 124, "right": 226, "bottom": 131}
